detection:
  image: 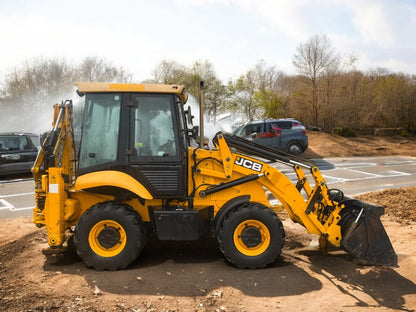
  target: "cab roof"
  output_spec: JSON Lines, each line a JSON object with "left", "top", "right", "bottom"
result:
{"left": 76, "top": 82, "right": 188, "bottom": 104}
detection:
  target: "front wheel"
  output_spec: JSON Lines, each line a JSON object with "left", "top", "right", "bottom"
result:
{"left": 73, "top": 202, "right": 146, "bottom": 270}
{"left": 218, "top": 203, "right": 285, "bottom": 269}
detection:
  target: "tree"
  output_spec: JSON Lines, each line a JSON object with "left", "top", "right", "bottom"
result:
{"left": 1, "top": 57, "right": 133, "bottom": 104}
{"left": 228, "top": 71, "right": 258, "bottom": 120}
{"left": 151, "top": 60, "right": 227, "bottom": 121}
{"left": 1, "top": 57, "right": 74, "bottom": 109}
{"left": 0, "top": 57, "right": 133, "bottom": 133}
{"left": 0, "top": 57, "right": 74, "bottom": 132}
{"left": 150, "top": 60, "right": 187, "bottom": 84}
{"left": 292, "top": 34, "right": 339, "bottom": 126}
{"left": 76, "top": 56, "right": 132, "bottom": 82}
{"left": 253, "top": 61, "right": 287, "bottom": 119}
{"left": 226, "top": 60, "right": 285, "bottom": 121}
{"left": 257, "top": 89, "right": 287, "bottom": 119}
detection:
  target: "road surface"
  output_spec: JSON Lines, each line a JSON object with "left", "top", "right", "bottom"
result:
{"left": 278, "top": 156, "right": 416, "bottom": 196}
{"left": 1, "top": 156, "right": 416, "bottom": 219}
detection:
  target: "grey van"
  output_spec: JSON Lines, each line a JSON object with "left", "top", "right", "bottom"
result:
{"left": 233, "top": 119, "right": 308, "bottom": 155}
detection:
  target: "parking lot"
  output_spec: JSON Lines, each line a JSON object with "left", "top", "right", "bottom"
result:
{"left": 278, "top": 156, "right": 416, "bottom": 195}
{"left": 0, "top": 174, "right": 34, "bottom": 218}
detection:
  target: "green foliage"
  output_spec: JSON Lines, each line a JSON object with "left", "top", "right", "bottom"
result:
{"left": 151, "top": 60, "right": 227, "bottom": 118}
{"left": 255, "top": 90, "right": 287, "bottom": 119}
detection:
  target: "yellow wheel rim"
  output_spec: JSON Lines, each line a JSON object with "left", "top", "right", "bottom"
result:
{"left": 89, "top": 220, "right": 127, "bottom": 257}
{"left": 233, "top": 219, "right": 271, "bottom": 256}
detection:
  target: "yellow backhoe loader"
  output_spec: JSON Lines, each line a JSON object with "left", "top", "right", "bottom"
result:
{"left": 32, "top": 82, "right": 397, "bottom": 270}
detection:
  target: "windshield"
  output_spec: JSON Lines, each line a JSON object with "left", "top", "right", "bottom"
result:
{"left": 79, "top": 93, "right": 121, "bottom": 169}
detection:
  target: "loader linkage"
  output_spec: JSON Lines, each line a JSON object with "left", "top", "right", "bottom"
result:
{"left": 218, "top": 132, "right": 397, "bottom": 266}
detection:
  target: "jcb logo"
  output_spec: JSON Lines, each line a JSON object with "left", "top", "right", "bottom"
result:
{"left": 235, "top": 156, "right": 263, "bottom": 172}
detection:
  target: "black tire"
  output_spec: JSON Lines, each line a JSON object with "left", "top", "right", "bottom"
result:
{"left": 66, "top": 234, "right": 80, "bottom": 260}
{"left": 218, "top": 202, "right": 285, "bottom": 269}
{"left": 287, "top": 141, "right": 303, "bottom": 155}
{"left": 73, "top": 202, "right": 146, "bottom": 270}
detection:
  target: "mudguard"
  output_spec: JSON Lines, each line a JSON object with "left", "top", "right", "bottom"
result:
{"left": 74, "top": 170, "right": 153, "bottom": 200}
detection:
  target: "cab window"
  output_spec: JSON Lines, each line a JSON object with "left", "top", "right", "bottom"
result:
{"left": 133, "top": 95, "right": 177, "bottom": 158}
{"left": 79, "top": 93, "right": 121, "bottom": 169}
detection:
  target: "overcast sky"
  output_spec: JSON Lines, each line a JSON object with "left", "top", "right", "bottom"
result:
{"left": 0, "top": 0, "right": 415, "bottom": 82}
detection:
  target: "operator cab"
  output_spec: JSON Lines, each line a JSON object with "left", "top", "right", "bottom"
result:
{"left": 76, "top": 82, "right": 192, "bottom": 199}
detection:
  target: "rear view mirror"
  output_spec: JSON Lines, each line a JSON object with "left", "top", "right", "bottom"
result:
{"left": 185, "top": 106, "right": 194, "bottom": 126}
{"left": 187, "top": 125, "right": 199, "bottom": 139}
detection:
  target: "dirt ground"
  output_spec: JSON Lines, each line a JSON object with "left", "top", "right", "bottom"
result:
{"left": 303, "top": 131, "right": 416, "bottom": 158}
{"left": 1, "top": 132, "right": 416, "bottom": 312}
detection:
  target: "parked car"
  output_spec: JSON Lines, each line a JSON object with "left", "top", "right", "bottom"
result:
{"left": 0, "top": 132, "right": 40, "bottom": 176}
{"left": 233, "top": 119, "right": 308, "bottom": 155}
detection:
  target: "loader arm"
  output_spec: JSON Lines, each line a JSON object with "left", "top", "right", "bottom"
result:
{"left": 201, "top": 133, "right": 342, "bottom": 246}
{"left": 202, "top": 133, "right": 397, "bottom": 266}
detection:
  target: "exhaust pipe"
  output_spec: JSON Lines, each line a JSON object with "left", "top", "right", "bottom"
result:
{"left": 199, "top": 81, "right": 204, "bottom": 147}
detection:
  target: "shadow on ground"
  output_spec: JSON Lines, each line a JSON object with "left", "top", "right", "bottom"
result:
{"left": 38, "top": 234, "right": 416, "bottom": 310}
{"left": 1, "top": 229, "right": 414, "bottom": 311}
{"left": 44, "top": 234, "right": 322, "bottom": 297}
{"left": 296, "top": 249, "right": 416, "bottom": 311}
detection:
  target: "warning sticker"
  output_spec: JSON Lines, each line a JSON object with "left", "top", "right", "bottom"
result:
{"left": 49, "top": 184, "right": 59, "bottom": 193}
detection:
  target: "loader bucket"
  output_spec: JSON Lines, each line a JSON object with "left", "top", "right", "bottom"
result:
{"left": 337, "top": 198, "right": 397, "bottom": 266}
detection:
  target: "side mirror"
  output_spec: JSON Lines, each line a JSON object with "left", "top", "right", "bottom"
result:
{"left": 185, "top": 106, "right": 194, "bottom": 126}
{"left": 187, "top": 125, "right": 199, "bottom": 139}
{"left": 251, "top": 132, "right": 258, "bottom": 139}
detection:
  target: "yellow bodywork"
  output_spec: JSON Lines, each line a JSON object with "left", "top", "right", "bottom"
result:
{"left": 76, "top": 82, "right": 188, "bottom": 104}
{"left": 74, "top": 171, "right": 153, "bottom": 199}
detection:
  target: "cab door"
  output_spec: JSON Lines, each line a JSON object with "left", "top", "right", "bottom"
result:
{"left": 78, "top": 93, "right": 122, "bottom": 172}
{"left": 127, "top": 94, "right": 187, "bottom": 199}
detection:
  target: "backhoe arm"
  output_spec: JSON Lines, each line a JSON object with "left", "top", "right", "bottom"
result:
{"left": 32, "top": 101, "right": 76, "bottom": 247}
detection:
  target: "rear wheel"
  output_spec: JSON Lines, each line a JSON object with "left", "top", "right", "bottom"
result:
{"left": 218, "top": 202, "right": 285, "bottom": 269}
{"left": 74, "top": 202, "right": 146, "bottom": 270}
{"left": 287, "top": 141, "right": 303, "bottom": 155}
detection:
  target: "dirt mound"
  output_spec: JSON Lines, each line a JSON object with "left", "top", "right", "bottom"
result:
{"left": 303, "top": 132, "right": 416, "bottom": 158}
{"left": 356, "top": 187, "right": 416, "bottom": 223}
